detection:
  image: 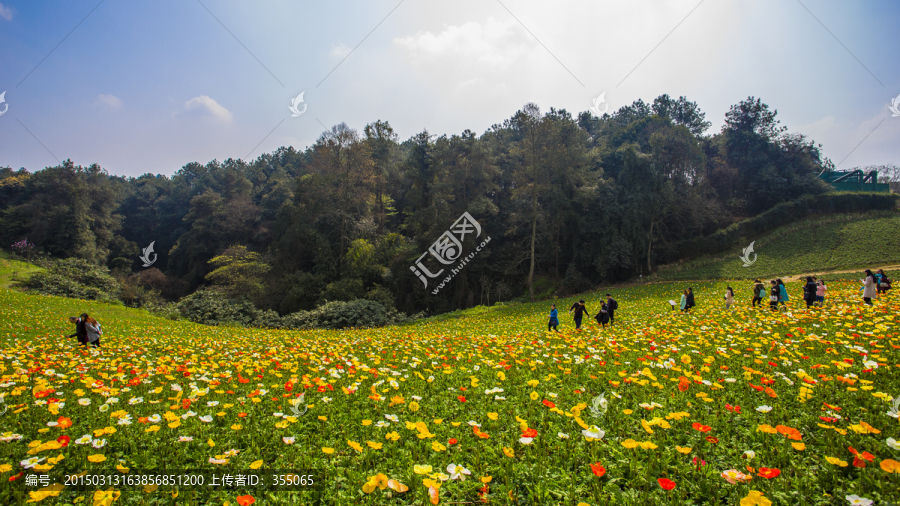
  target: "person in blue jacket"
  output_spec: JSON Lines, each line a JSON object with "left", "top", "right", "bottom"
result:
{"left": 777, "top": 279, "right": 789, "bottom": 308}
{"left": 548, "top": 304, "right": 560, "bottom": 332}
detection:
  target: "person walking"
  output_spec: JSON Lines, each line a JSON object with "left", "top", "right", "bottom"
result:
{"left": 685, "top": 288, "right": 696, "bottom": 311}
{"left": 769, "top": 280, "right": 779, "bottom": 311}
{"left": 751, "top": 280, "right": 764, "bottom": 308}
{"left": 815, "top": 280, "right": 827, "bottom": 307}
{"left": 570, "top": 300, "right": 588, "bottom": 330}
{"left": 876, "top": 269, "right": 892, "bottom": 295}
{"left": 802, "top": 276, "right": 817, "bottom": 308}
{"left": 595, "top": 302, "right": 610, "bottom": 328}
{"left": 68, "top": 314, "right": 88, "bottom": 346}
{"left": 863, "top": 270, "right": 877, "bottom": 306}
{"left": 605, "top": 294, "right": 618, "bottom": 326}
{"left": 679, "top": 289, "right": 688, "bottom": 312}
{"left": 548, "top": 304, "right": 560, "bottom": 332}
{"left": 777, "top": 279, "right": 788, "bottom": 308}
{"left": 84, "top": 314, "right": 102, "bottom": 348}
{"left": 724, "top": 286, "right": 735, "bottom": 310}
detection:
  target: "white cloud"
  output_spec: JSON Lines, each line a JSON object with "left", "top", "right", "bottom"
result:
{"left": 183, "top": 95, "right": 233, "bottom": 122}
{"left": 329, "top": 43, "right": 351, "bottom": 59}
{"left": 395, "top": 17, "right": 532, "bottom": 69}
{"left": 0, "top": 3, "right": 13, "bottom": 21}
{"left": 96, "top": 94, "right": 122, "bottom": 109}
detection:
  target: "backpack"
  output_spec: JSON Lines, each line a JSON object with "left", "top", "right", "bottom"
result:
{"left": 609, "top": 299, "right": 618, "bottom": 311}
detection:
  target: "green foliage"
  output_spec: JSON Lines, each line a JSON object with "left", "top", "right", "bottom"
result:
{"left": 282, "top": 299, "right": 408, "bottom": 330}
{"left": 175, "top": 289, "right": 268, "bottom": 327}
{"left": 205, "top": 245, "right": 271, "bottom": 299}
{"left": 27, "top": 257, "right": 121, "bottom": 303}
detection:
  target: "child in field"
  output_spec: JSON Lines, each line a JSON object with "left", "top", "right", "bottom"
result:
{"left": 679, "top": 290, "right": 688, "bottom": 312}
{"left": 724, "top": 287, "right": 735, "bottom": 310}
{"left": 815, "top": 280, "right": 827, "bottom": 307}
{"left": 548, "top": 304, "right": 560, "bottom": 332}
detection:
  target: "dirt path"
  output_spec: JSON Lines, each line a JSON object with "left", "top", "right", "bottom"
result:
{"left": 781, "top": 264, "right": 900, "bottom": 282}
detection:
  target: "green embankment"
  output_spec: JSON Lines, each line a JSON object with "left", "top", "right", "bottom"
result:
{"left": 0, "top": 250, "right": 45, "bottom": 290}
{"left": 657, "top": 213, "right": 900, "bottom": 281}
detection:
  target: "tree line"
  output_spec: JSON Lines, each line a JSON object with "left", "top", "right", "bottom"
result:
{"left": 0, "top": 95, "right": 845, "bottom": 315}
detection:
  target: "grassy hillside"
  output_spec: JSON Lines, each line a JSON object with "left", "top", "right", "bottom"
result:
{"left": 0, "top": 278, "right": 898, "bottom": 505}
{"left": 0, "top": 250, "right": 44, "bottom": 290}
{"left": 657, "top": 213, "right": 900, "bottom": 281}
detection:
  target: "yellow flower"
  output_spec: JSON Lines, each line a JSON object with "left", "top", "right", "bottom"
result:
{"left": 88, "top": 454, "right": 106, "bottom": 463}
{"left": 481, "top": 476, "right": 492, "bottom": 483}
{"left": 623, "top": 409, "right": 633, "bottom": 415}
{"left": 503, "top": 447, "right": 515, "bottom": 458}
{"left": 385, "top": 432, "right": 400, "bottom": 441}
{"left": 527, "top": 380, "right": 539, "bottom": 387}
{"left": 142, "top": 484, "right": 158, "bottom": 493}
{"left": 641, "top": 419, "right": 654, "bottom": 434}
{"left": 414, "top": 465, "right": 433, "bottom": 475}
{"left": 791, "top": 442, "right": 806, "bottom": 451}
{"left": 740, "top": 491, "right": 772, "bottom": 506}
{"left": 92, "top": 488, "right": 121, "bottom": 506}
{"left": 207, "top": 439, "right": 215, "bottom": 447}
{"left": 47, "top": 454, "right": 64, "bottom": 465}
{"left": 431, "top": 442, "right": 447, "bottom": 452}
{"left": 433, "top": 419, "right": 443, "bottom": 424}
{"left": 756, "top": 424, "right": 777, "bottom": 434}
{"left": 366, "top": 441, "right": 383, "bottom": 450}
{"left": 145, "top": 425, "right": 160, "bottom": 433}
{"left": 676, "top": 446, "right": 692, "bottom": 454}
{"left": 451, "top": 422, "right": 461, "bottom": 427}
{"left": 321, "top": 448, "right": 334, "bottom": 455}
{"left": 318, "top": 416, "right": 327, "bottom": 421}
{"left": 230, "top": 424, "right": 242, "bottom": 430}
{"left": 249, "top": 460, "right": 263, "bottom": 469}
{"left": 408, "top": 401, "right": 420, "bottom": 412}
{"left": 639, "top": 441, "right": 658, "bottom": 450}
{"left": 825, "top": 456, "right": 848, "bottom": 467}
{"left": 487, "top": 412, "right": 499, "bottom": 420}
{"left": 116, "top": 464, "right": 129, "bottom": 474}
{"left": 26, "top": 483, "right": 64, "bottom": 503}
{"left": 530, "top": 391, "right": 539, "bottom": 401}
{"left": 167, "top": 421, "right": 180, "bottom": 429}
{"left": 362, "top": 420, "right": 372, "bottom": 426}
{"left": 621, "top": 439, "right": 639, "bottom": 449}
{"left": 0, "top": 463, "right": 13, "bottom": 473}
{"left": 348, "top": 440, "right": 363, "bottom": 453}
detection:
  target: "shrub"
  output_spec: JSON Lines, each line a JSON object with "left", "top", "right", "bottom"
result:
{"left": 282, "top": 299, "right": 409, "bottom": 330}
{"left": 28, "top": 258, "right": 121, "bottom": 303}
{"left": 176, "top": 290, "right": 265, "bottom": 327}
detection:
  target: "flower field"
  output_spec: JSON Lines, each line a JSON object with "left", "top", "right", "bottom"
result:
{"left": 0, "top": 280, "right": 898, "bottom": 505}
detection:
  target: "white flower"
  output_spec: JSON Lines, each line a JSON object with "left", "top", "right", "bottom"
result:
{"left": 106, "top": 397, "right": 119, "bottom": 404}
{"left": 582, "top": 426, "right": 605, "bottom": 439}
{"left": 74, "top": 435, "right": 93, "bottom": 445}
{"left": 548, "top": 392, "right": 558, "bottom": 398}
{"left": 282, "top": 437, "right": 296, "bottom": 445}
{"left": 321, "top": 397, "right": 332, "bottom": 403}
{"left": 411, "top": 395, "right": 422, "bottom": 401}
{"left": 273, "top": 412, "right": 284, "bottom": 418}
{"left": 446, "top": 464, "right": 471, "bottom": 480}
{"left": 887, "top": 438, "right": 900, "bottom": 451}
{"left": 557, "top": 432, "right": 569, "bottom": 439}
{"left": 467, "top": 421, "right": 481, "bottom": 427}
{"left": 385, "top": 414, "right": 399, "bottom": 423}
{"left": 20, "top": 457, "right": 45, "bottom": 469}
{"left": 756, "top": 405, "right": 773, "bottom": 413}
{"left": 178, "top": 436, "right": 193, "bottom": 442}
{"left": 209, "top": 457, "right": 228, "bottom": 465}
{"left": 117, "top": 417, "right": 132, "bottom": 426}
{"left": 519, "top": 437, "right": 534, "bottom": 444}
{"left": 863, "top": 360, "right": 878, "bottom": 370}
{"left": 148, "top": 414, "right": 162, "bottom": 423}
{"left": 171, "top": 384, "right": 182, "bottom": 391}
{"left": 46, "top": 421, "right": 58, "bottom": 427}
{"left": 494, "top": 396, "right": 506, "bottom": 401}
{"left": 78, "top": 398, "right": 91, "bottom": 406}
{"left": 742, "top": 450, "right": 756, "bottom": 460}
{"left": 98, "top": 404, "right": 109, "bottom": 413}
{"left": 92, "top": 439, "right": 107, "bottom": 448}
{"left": 375, "top": 421, "right": 390, "bottom": 428}
{"left": 724, "top": 378, "right": 737, "bottom": 383}
{"left": 199, "top": 415, "right": 213, "bottom": 423}
{"left": 128, "top": 397, "right": 143, "bottom": 405}
{"left": 224, "top": 449, "right": 240, "bottom": 457}
{"left": 845, "top": 495, "right": 873, "bottom": 506}
{"left": 206, "top": 401, "right": 219, "bottom": 407}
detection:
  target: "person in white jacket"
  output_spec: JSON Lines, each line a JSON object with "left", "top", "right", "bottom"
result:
{"left": 862, "top": 269, "right": 877, "bottom": 306}
{"left": 724, "top": 286, "right": 735, "bottom": 310}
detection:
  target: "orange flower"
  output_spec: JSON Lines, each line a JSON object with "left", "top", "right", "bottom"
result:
{"left": 692, "top": 422, "right": 711, "bottom": 433}
{"left": 677, "top": 377, "right": 690, "bottom": 392}
{"left": 757, "top": 468, "right": 780, "bottom": 479}
{"left": 56, "top": 417, "right": 72, "bottom": 429}
{"left": 590, "top": 463, "right": 606, "bottom": 477}
{"left": 657, "top": 478, "right": 676, "bottom": 491}
{"left": 236, "top": 494, "right": 255, "bottom": 506}
{"left": 542, "top": 399, "right": 556, "bottom": 409}
{"left": 880, "top": 459, "right": 900, "bottom": 473}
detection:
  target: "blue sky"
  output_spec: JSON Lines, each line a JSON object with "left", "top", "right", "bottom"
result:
{"left": 1, "top": 0, "right": 898, "bottom": 177}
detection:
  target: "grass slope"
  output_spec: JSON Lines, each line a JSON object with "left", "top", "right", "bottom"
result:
{"left": 0, "top": 251, "right": 44, "bottom": 290}
{"left": 658, "top": 214, "right": 900, "bottom": 281}
{"left": 0, "top": 276, "right": 898, "bottom": 505}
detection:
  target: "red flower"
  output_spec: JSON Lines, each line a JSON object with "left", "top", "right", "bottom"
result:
{"left": 852, "top": 457, "right": 867, "bottom": 468}
{"left": 542, "top": 399, "right": 556, "bottom": 409}
{"left": 691, "top": 422, "right": 711, "bottom": 433}
{"left": 657, "top": 478, "right": 676, "bottom": 491}
{"left": 284, "top": 382, "right": 293, "bottom": 392}
{"left": 819, "top": 416, "right": 837, "bottom": 423}
{"left": 589, "top": 463, "right": 606, "bottom": 477}
{"left": 758, "top": 468, "right": 780, "bottom": 479}
{"left": 181, "top": 399, "right": 191, "bottom": 410}
{"left": 448, "top": 438, "right": 458, "bottom": 445}
{"left": 457, "top": 396, "right": 467, "bottom": 403}
{"left": 706, "top": 436, "right": 719, "bottom": 444}
{"left": 9, "top": 472, "right": 23, "bottom": 482}
{"left": 236, "top": 495, "right": 255, "bottom": 506}
{"left": 692, "top": 457, "right": 706, "bottom": 467}
{"left": 56, "top": 435, "right": 70, "bottom": 447}
{"left": 522, "top": 428, "right": 537, "bottom": 438}
{"left": 238, "top": 412, "right": 248, "bottom": 418}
